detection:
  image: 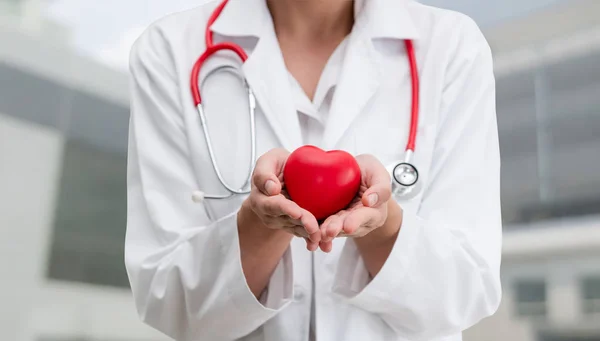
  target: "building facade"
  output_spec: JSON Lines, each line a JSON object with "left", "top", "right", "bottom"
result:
{"left": 0, "top": 3, "right": 159, "bottom": 339}
{"left": 465, "top": 1, "right": 600, "bottom": 340}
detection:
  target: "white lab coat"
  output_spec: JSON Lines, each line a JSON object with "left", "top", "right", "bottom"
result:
{"left": 125, "top": 0, "right": 503, "bottom": 340}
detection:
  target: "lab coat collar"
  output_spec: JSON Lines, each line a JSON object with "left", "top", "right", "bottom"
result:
{"left": 211, "top": 0, "right": 304, "bottom": 150}
{"left": 208, "top": 0, "right": 421, "bottom": 151}
{"left": 209, "top": 0, "right": 269, "bottom": 39}
{"left": 321, "top": 0, "right": 422, "bottom": 149}
{"left": 242, "top": 28, "right": 305, "bottom": 151}
{"left": 360, "top": 0, "right": 421, "bottom": 41}
{"left": 210, "top": 0, "right": 421, "bottom": 42}
{"left": 321, "top": 21, "right": 381, "bottom": 150}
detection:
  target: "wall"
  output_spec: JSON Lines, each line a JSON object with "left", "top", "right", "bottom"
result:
{"left": 0, "top": 114, "right": 63, "bottom": 340}
{"left": 464, "top": 219, "right": 600, "bottom": 341}
{"left": 0, "top": 18, "right": 163, "bottom": 341}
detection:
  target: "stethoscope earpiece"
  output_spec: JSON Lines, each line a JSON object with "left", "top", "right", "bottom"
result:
{"left": 192, "top": 191, "right": 205, "bottom": 203}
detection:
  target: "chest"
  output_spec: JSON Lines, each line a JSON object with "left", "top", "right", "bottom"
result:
{"left": 279, "top": 37, "right": 347, "bottom": 102}
{"left": 179, "top": 35, "right": 446, "bottom": 221}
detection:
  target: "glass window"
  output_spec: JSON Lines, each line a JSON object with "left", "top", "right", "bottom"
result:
{"left": 0, "top": 62, "right": 66, "bottom": 130}
{"left": 581, "top": 276, "right": 600, "bottom": 315}
{"left": 44, "top": 76, "right": 130, "bottom": 288}
{"left": 496, "top": 69, "right": 540, "bottom": 224}
{"left": 514, "top": 279, "right": 547, "bottom": 318}
{"left": 498, "top": 48, "right": 600, "bottom": 226}
{"left": 48, "top": 139, "right": 129, "bottom": 288}
{"left": 0, "top": 55, "right": 130, "bottom": 288}
{"left": 545, "top": 50, "right": 600, "bottom": 208}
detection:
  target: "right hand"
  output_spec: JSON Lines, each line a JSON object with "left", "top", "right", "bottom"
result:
{"left": 244, "top": 148, "right": 321, "bottom": 251}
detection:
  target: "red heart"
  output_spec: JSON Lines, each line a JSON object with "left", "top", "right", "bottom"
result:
{"left": 283, "top": 145, "right": 361, "bottom": 221}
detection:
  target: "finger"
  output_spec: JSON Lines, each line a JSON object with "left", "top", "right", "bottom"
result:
{"left": 293, "top": 226, "right": 310, "bottom": 238}
{"left": 319, "top": 240, "right": 333, "bottom": 253}
{"left": 326, "top": 216, "right": 346, "bottom": 240}
{"left": 282, "top": 211, "right": 319, "bottom": 242}
{"left": 306, "top": 238, "right": 319, "bottom": 252}
{"left": 252, "top": 148, "right": 290, "bottom": 196}
{"left": 280, "top": 226, "right": 295, "bottom": 235}
{"left": 319, "top": 214, "right": 338, "bottom": 242}
{"left": 281, "top": 226, "right": 310, "bottom": 239}
{"left": 363, "top": 176, "right": 392, "bottom": 208}
{"left": 259, "top": 195, "right": 303, "bottom": 220}
{"left": 355, "top": 155, "right": 392, "bottom": 208}
{"left": 320, "top": 210, "right": 347, "bottom": 242}
{"left": 343, "top": 208, "right": 375, "bottom": 235}
{"left": 299, "top": 210, "right": 321, "bottom": 243}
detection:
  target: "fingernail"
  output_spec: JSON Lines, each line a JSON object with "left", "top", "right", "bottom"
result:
{"left": 265, "top": 180, "right": 277, "bottom": 195}
{"left": 368, "top": 193, "right": 378, "bottom": 206}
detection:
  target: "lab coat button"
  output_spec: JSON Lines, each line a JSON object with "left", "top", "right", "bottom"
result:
{"left": 294, "top": 287, "right": 305, "bottom": 301}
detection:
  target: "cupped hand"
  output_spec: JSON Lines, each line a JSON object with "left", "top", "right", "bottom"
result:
{"left": 245, "top": 148, "right": 321, "bottom": 251}
{"left": 318, "top": 154, "right": 392, "bottom": 252}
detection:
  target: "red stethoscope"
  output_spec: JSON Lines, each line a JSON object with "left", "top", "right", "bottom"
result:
{"left": 190, "top": 0, "right": 420, "bottom": 204}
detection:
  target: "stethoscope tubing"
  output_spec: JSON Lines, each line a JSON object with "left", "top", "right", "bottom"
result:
{"left": 191, "top": 9, "right": 256, "bottom": 198}
{"left": 191, "top": 0, "right": 420, "bottom": 202}
{"left": 404, "top": 40, "right": 419, "bottom": 154}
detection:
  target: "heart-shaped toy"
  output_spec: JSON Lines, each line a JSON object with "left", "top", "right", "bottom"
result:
{"left": 283, "top": 145, "right": 361, "bottom": 220}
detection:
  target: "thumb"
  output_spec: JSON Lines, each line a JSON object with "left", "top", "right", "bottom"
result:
{"left": 356, "top": 155, "right": 392, "bottom": 208}
{"left": 362, "top": 183, "right": 391, "bottom": 208}
{"left": 252, "top": 148, "right": 290, "bottom": 196}
{"left": 263, "top": 179, "right": 281, "bottom": 196}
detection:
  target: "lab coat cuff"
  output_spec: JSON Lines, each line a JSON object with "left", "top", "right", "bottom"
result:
{"left": 261, "top": 246, "right": 295, "bottom": 310}
{"left": 219, "top": 211, "right": 294, "bottom": 318}
{"left": 332, "top": 210, "right": 422, "bottom": 310}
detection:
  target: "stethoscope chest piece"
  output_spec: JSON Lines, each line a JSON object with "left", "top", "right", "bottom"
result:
{"left": 393, "top": 162, "right": 418, "bottom": 187}
{"left": 386, "top": 152, "right": 421, "bottom": 200}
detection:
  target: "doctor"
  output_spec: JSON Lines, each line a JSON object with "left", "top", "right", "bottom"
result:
{"left": 125, "top": 0, "right": 502, "bottom": 340}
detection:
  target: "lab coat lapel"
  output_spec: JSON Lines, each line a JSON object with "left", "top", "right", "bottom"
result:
{"left": 242, "top": 26, "right": 303, "bottom": 151}
{"left": 322, "top": 28, "right": 382, "bottom": 150}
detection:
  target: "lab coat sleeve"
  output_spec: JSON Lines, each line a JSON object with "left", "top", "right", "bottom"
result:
{"left": 124, "top": 25, "right": 292, "bottom": 341}
{"left": 332, "top": 17, "right": 502, "bottom": 340}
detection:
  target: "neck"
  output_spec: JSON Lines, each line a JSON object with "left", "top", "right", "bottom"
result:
{"left": 267, "top": 0, "right": 354, "bottom": 41}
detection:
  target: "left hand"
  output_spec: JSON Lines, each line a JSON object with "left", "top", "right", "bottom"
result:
{"left": 318, "top": 154, "right": 392, "bottom": 253}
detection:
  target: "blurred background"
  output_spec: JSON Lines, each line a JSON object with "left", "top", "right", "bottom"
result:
{"left": 1, "top": 0, "right": 599, "bottom": 340}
